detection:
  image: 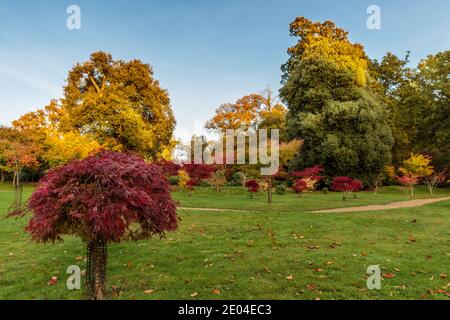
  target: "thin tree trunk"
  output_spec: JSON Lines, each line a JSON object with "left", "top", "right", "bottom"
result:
{"left": 0, "top": 171, "right": 5, "bottom": 183}
{"left": 87, "top": 240, "right": 107, "bottom": 300}
{"left": 267, "top": 177, "right": 273, "bottom": 204}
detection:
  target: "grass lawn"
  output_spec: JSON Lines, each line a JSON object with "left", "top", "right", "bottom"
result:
{"left": 0, "top": 183, "right": 449, "bottom": 300}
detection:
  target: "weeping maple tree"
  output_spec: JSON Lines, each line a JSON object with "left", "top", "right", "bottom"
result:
{"left": 9, "top": 151, "right": 178, "bottom": 299}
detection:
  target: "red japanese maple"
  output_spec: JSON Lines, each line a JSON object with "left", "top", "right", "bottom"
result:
{"left": 11, "top": 151, "right": 178, "bottom": 299}
{"left": 156, "top": 160, "right": 181, "bottom": 177}
{"left": 183, "top": 163, "right": 217, "bottom": 181}
{"left": 292, "top": 165, "right": 324, "bottom": 181}
{"left": 245, "top": 180, "right": 260, "bottom": 193}
{"left": 292, "top": 179, "right": 308, "bottom": 194}
{"left": 331, "top": 176, "right": 362, "bottom": 192}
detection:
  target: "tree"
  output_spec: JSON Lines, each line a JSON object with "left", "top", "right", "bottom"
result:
{"left": 292, "top": 179, "right": 308, "bottom": 196}
{"left": 399, "top": 153, "right": 434, "bottom": 178}
{"left": 292, "top": 165, "right": 324, "bottom": 191}
{"left": 13, "top": 100, "right": 100, "bottom": 168}
{"left": 245, "top": 180, "right": 260, "bottom": 198}
{"left": 423, "top": 171, "right": 447, "bottom": 195}
{"left": 414, "top": 51, "right": 450, "bottom": 170}
{"left": 331, "top": 176, "right": 363, "bottom": 200}
{"left": 280, "top": 17, "right": 393, "bottom": 185}
{"left": 208, "top": 169, "right": 227, "bottom": 192}
{"left": 206, "top": 94, "right": 265, "bottom": 131}
{"left": 397, "top": 175, "right": 419, "bottom": 198}
{"left": 9, "top": 151, "right": 177, "bottom": 299}
{"left": 61, "top": 51, "right": 176, "bottom": 160}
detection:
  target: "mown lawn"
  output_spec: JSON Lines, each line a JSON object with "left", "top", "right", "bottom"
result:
{"left": 0, "top": 183, "right": 449, "bottom": 300}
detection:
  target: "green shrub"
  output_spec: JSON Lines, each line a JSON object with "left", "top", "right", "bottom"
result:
{"left": 168, "top": 176, "right": 180, "bottom": 185}
{"left": 322, "top": 187, "right": 329, "bottom": 194}
{"left": 275, "top": 184, "right": 287, "bottom": 195}
{"left": 199, "top": 179, "right": 211, "bottom": 187}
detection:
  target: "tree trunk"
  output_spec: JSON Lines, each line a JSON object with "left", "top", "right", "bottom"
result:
{"left": 87, "top": 240, "right": 107, "bottom": 300}
{"left": 0, "top": 171, "right": 5, "bottom": 183}
{"left": 267, "top": 177, "right": 273, "bottom": 204}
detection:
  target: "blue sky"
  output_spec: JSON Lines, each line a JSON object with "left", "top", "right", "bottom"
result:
{"left": 0, "top": 0, "right": 449, "bottom": 141}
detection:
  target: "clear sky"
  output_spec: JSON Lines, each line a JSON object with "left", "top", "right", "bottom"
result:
{"left": 0, "top": 0, "right": 449, "bottom": 141}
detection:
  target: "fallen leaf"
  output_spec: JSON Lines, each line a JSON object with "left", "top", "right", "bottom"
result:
{"left": 190, "top": 292, "right": 198, "bottom": 298}
{"left": 75, "top": 256, "right": 83, "bottom": 261}
{"left": 286, "top": 275, "right": 293, "bottom": 281}
{"left": 47, "top": 276, "right": 58, "bottom": 286}
{"left": 144, "top": 290, "right": 154, "bottom": 295}
{"left": 382, "top": 273, "right": 396, "bottom": 279}
{"left": 212, "top": 289, "right": 221, "bottom": 295}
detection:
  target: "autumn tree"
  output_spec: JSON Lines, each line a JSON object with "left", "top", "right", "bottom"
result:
{"left": 60, "top": 51, "right": 176, "bottom": 160}
{"left": 9, "top": 151, "right": 178, "bottom": 299}
{"left": 280, "top": 17, "right": 393, "bottom": 185}
{"left": 13, "top": 100, "right": 100, "bottom": 168}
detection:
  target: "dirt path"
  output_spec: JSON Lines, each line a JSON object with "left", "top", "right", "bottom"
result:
{"left": 312, "top": 197, "right": 450, "bottom": 213}
{"left": 180, "top": 207, "right": 254, "bottom": 212}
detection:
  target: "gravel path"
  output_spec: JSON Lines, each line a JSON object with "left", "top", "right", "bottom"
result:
{"left": 312, "top": 197, "right": 450, "bottom": 213}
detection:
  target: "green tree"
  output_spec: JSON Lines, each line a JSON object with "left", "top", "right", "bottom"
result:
{"left": 61, "top": 51, "right": 176, "bottom": 160}
{"left": 280, "top": 17, "right": 393, "bottom": 185}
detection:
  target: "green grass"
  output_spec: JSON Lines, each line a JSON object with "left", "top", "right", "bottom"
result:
{"left": 172, "top": 185, "right": 450, "bottom": 212}
{"left": 0, "top": 183, "right": 449, "bottom": 300}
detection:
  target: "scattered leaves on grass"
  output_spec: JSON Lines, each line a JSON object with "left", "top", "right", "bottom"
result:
{"left": 382, "top": 273, "right": 396, "bottom": 279}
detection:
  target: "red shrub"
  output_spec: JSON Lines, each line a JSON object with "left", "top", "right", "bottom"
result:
{"left": 292, "top": 179, "right": 308, "bottom": 193}
{"left": 183, "top": 163, "right": 217, "bottom": 181}
{"left": 156, "top": 160, "right": 181, "bottom": 177}
{"left": 331, "top": 176, "right": 363, "bottom": 192}
{"left": 245, "top": 180, "right": 260, "bottom": 193}
{"left": 292, "top": 165, "right": 324, "bottom": 181}
{"left": 14, "top": 151, "right": 178, "bottom": 243}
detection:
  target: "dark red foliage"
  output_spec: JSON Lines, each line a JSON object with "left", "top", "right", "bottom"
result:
{"left": 331, "top": 176, "right": 363, "bottom": 192}
{"left": 186, "top": 179, "right": 199, "bottom": 189}
{"left": 245, "top": 180, "right": 260, "bottom": 193}
{"left": 156, "top": 160, "right": 181, "bottom": 177}
{"left": 183, "top": 163, "right": 217, "bottom": 181}
{"left": 274, "top": 171, "right": 289, "bottom": 181}
{"left": 14, "top": 151, "right": 178, "bottom": 243}
{"left": 292, "top": 179, "right": 308, "bottom": 193}
{"left": 292, "top": 165, "right": 324, "bottom": 181}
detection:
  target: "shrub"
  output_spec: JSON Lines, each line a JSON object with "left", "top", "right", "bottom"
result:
{"left": 397, "top": 175, "right": 419, "bottom": 198}
{"left": 322, "top": 187, "right": 329, "bottom": 194}
{"left": 245, "top": 180, "right": 260, "bottom": 198}
{"left": 157, "top": 160, "right": 181, "bottom": 177}
{"left": 292, "top": 165, "right": 324, "bottom": 191}
{"left": 331, "top": 176, "right": 363, "bottom": 200}
{"left": 275, "top": 184, "right": 287, "bottom": 195}
{"left": 168, "top": 175, "right": 180, "bottom": 186}
{"left": 292, "top": 179, "right": 308, "bottom": 195}
{"left": 198, "top": 179, "right": 211, "bottom": 187}
{"left": 8, "top": 151, "right": 177, "bottom": 299}
{"left": 183, "top": 164, "right": 217, "bottom": 181}
{"left": 230, "top": 172, "right": 244, "bottom": 186}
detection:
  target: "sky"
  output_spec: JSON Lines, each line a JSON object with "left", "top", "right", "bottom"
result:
{"left": 0, "top": 0, "right": 449, "bottom": 142}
